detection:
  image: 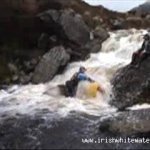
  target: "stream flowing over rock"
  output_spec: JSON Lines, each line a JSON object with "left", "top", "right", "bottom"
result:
{"left": 0, "top": 0, "right": 150, "bottom": 149}
{"left": 0, "top": 29, "right": 150, "bottom": 149}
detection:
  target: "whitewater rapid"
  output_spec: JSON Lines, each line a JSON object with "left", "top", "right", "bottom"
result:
{"left": 0, "top": 29, "right": 148, "bottom": 120}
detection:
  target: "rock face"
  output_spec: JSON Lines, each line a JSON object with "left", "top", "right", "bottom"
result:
{"left": 99, "top": 109, "right": 150, "bottom": 136}
{"left": 0, "top": 0, "right": 110, "bottom": 85}
{"left": 111, "top": 57, "right": 150, "bottom": 110}
{"left": 60, "top": 9, "right": 90, "bottom": 46}
{"left": 38, "top": 9, "right": 91, "bottom": 57}
{"left": 38, "top": 8, "right": 109, "bottom": 58}
{"left": 84, "top": 27, "right": 109, "bottom": 53}
{"left": 32, "top": 46, "right": 70, "bottom": 83}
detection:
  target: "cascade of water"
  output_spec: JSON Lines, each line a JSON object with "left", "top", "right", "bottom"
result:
{"left": 0, "top": 29, "right": 147, "bottom": 120}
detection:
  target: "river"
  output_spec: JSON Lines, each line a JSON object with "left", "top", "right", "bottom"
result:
{"left": 0, "top": 29, "right": 148, "bottom": 149}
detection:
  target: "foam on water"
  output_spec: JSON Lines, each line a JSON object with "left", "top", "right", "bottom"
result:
{"left": 0, "top": 29, "right": 149, "bottom": 120}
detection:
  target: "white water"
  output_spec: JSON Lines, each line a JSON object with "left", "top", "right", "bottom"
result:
{"left": 0, "top": 29, "right": 148, "bottom": 120}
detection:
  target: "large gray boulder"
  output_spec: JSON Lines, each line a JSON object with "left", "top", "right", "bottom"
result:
{"left": 85, "top": 27, "right": 109, "bottom": 53}
{"left": 32, "top": 46, "right": 70, "bottom": 84}
{"left": 60, "top": 9, "right": 90, "bottom": 46}
{"left": 99, "top": 109, "right": 150, "bottom": 135}
{"left": 111, "top": 57, "right": 150, "bottom": 110}
{"left": 38, "top": 9, "right": 109, "bottom": 58}
{"left": 38, "top": 9, "right": 90, "bottom": 46}
{"left": 38, "top": 9, "right": 109, "bottom": 60}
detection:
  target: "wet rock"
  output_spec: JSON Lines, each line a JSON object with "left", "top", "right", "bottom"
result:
{"left": 12, "top": 75, "right": 19, "bottom": 82}
{"left": 85, "top": 39, "right": 102, "bottom": 53}
{"left": 20, "top": 75, "right": 32, "bottom": 84}
{"left": 111, "top": 57, "right": 150, "bottom": 110}
{"left": 99, "top": 109, "right": 150, "bottom": 135}
{"left": 85, "top": 27, "right": 109, "bottom": 53}
{"left": 0, "top": 112, "right": 149, "bottom": 149}
{"left": 32, "top": 46, "right": 70, "bottom": 84}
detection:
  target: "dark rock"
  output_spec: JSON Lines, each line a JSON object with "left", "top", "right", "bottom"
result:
{"left": 85, "top": 39, "right": 102, "bottom": 53}
{"left": 37, "top": 33, "right": 50, "bottom": 50}
{"left": 0, "top": 60, "right": 12, "bottom": 84}
{"left": 8, "top": 63, "right": 18, "bottom": 74}
{"left": 37, "top": 8, "right": 109, "bottom": 60}
{"left": 12, "top": 75, "right": 19, "bottom": 82}
{"left": 93, "top": 27, "right": 109, "bottom": 41}
{"left": 0, "top": 112, "right": 150, "bottom": 149}
{"left": 38, "top": 9, "right": 90, "bottom": 46}
{"left": 60, "top": 9, "right": 90, "bottom": 46}
{"left": 111, "top": 57, "right": 150, "bottom": 110}
{"left": 111, "top": 19, "right": 124, "bottom": 30}
{"left": 32, "top": 46, "right": 70, "bottom": 84}
{"left": 85, "top": 27, "right": 109, "bottom": 53}
{"left": 99, "top": 109, "right": 150, "bottom": 135}
{"left": 30, "top": 58, "right": 38, "bottom": 66}
{"left": 20, "top": 75, "right": 32, "bottom": 84}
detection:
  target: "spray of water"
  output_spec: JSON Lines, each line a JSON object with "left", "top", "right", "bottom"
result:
{"left": 0, "top": 29, "right": 148, "bottom": 120}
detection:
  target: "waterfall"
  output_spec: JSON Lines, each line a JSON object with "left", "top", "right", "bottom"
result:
{"left": 0, "top": 29, "right": 146, "bottom": 120}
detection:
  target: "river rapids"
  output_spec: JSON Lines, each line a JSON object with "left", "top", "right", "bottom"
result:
{"left": 0, "top": 29, "right": 148, "bottom": 122}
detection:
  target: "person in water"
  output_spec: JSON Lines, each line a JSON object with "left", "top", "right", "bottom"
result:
{"left": 131, "top": 33, "right": 150, "bottom": 67}
{"left": 65, "top": 66, "right": 93, "bottom": 97}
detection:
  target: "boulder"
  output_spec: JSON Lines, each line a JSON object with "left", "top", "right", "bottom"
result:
{"left": 93, "top": 27, "right": 109, "bottom": 41}
{"left": 38, "top": 9, "right": 109, "bottom": 59}
{"left": 60, "top": 9, "right": 90, "bottom": 46}
{"left": 83, "top": 27, "right": 109, "bottom": 53}
{"left": 111, "top": 19, "right": 125, "bottom": 30}
{"left": 32, "top": 46, "right": 70, "bottom": 84}
{"left": 38, "top": 9, "right": 90, "bottom": 46}
{"left": 99, "top": 109, "right": 150, "bottom": 135}
{"left": 111, "top": 57, "right": 150, "bottom": 110}
{"left": 85, "top": 39, "right": 102, "bottom": 53}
